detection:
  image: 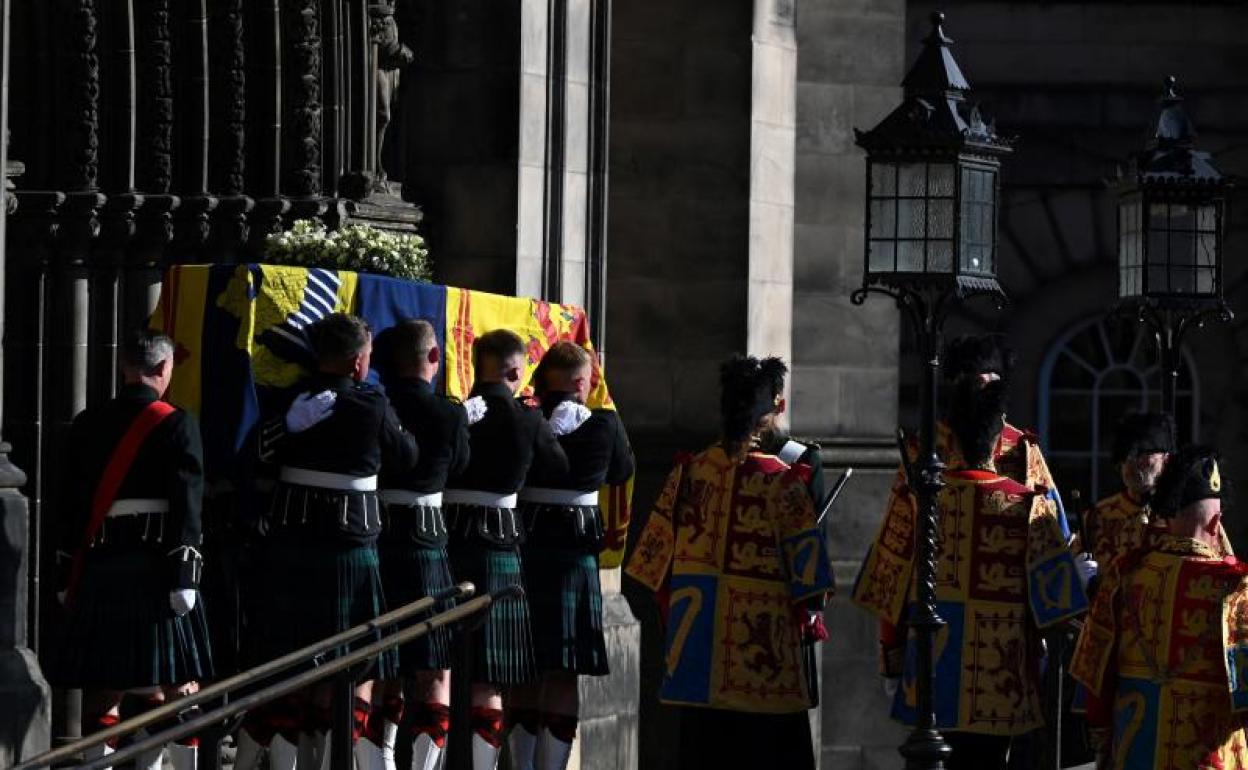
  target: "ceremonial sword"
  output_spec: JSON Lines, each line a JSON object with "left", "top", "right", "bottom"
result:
{"left": 817, "top": 467, "right": 854, "bottom": 526}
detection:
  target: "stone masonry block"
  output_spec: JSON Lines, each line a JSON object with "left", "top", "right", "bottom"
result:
{"left": 796, "top": 82, "right": 854, "bottom": 156}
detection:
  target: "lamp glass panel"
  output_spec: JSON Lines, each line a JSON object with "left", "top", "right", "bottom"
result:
{"left": 870, "top": 199, "right": 896, "bottom": 241}
{"left": 959, "top": 165, "right": 997, "bottom": 275}
{"left": 899, "top": 163, "right": 927, "bottom": 197}
{"left": 898, "top": 199, "right": 927, "bottom": 240}
{"left": 872, "top": 162, "right": 897, "bottom": 197}
{"left": 927, "top": 199, "right": 954, "bottom": 239}
{"left": 868, "top": 240, "right": 896, "bottom": 273}
{"left": 1118, "top": 195, "right": 1143, "bottom": 297}
{"left": 898, "top": 241, "right": 924, "bottom": 272}
{"left": 927, "top": 240, "right": 953, "bottom": 271}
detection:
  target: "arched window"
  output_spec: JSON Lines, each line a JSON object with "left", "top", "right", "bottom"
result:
{"left": 1037, "top": 315, "right": 1198, "bottom": 503}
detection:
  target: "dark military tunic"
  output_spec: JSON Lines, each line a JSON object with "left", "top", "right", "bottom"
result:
{"left": 445, "top": 380, "right": 568, "bottom": 685}
{"left": 253, "top": 372, "right": 418, "bottom": 675}
{"left": 521, "top": 391, "right": 634, "bottom": 675}
{"left": 379, "top": 376, "right": 470, "bottom": 672}
{"left": 49, "top": 383, "right": 214, "bottom": 689}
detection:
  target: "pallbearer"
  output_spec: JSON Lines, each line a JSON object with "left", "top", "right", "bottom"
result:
{"left": 1072, "top": 445, "right": 1248, "bottom": 769}
{"left": 508, "top": 342, "right": 634, "bottom": 770}
{"left": 445, "top": 329, "right": 568, "bottom": 770}
{"left": 625, "top": 356, "right": 832, "bottom": 770}
{"left": 237, "top": 313, "right": 418, "bottom": 770}
{"left": 368, "top": 319, "right": 474, "bottom": 770}
{"left": 49, "top": 329, "right": 213, "bottom": 770}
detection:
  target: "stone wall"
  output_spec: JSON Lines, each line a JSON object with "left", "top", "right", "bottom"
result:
{"left": 791, "top": 0, "right": 908, "bottom": 766}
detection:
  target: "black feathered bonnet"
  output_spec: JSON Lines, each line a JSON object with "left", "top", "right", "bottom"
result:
{"left": 1151, "top": 444, "right": 1226, "bottom": 518}
{"left": 719, "top": 355, "right": 788, "bottom": 446}
{"left": 1111, "top": 412, "right": 1176, "bottom": 466}
{"left": 943, "top": 334, "right": 1016, "bottom": 383}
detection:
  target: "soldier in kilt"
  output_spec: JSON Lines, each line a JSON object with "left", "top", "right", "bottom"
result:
{"left": 507, "top": 342, "right": 634, "bottom": 770}
{"left": 235, "top": 313, "right": 418, "bottom": 770}
{"left": 49, "top": 329, "right": 213, "bottom": 770}
{"left": 366, "top": 319, "right": 476, "bottom": 770}
{"left": 444, "top": 329, "right": 568, "bottom": 770}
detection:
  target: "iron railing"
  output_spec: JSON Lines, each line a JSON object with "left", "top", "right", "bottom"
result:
{"left": 13, "top": 581, "right": 516, "bottom": 770}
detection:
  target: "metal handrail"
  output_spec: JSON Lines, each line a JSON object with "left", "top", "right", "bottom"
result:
{"left": 80, "top": 587, "right": 518, "bottom": 770}
{"left": 12, "top": 581, "right": 480, "bottom": 770}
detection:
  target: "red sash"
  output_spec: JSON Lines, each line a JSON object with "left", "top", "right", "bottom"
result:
{"left": 66, "top": 400, "right": 177, "bottom": 602}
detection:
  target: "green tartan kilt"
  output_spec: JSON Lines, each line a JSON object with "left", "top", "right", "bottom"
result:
{"left": 520, "top": 539, "right": 609, "bottom": 675}
{"left": 250, "top": 538, "right": 398, "bottom": 679}
{"left": 445, "top": 510, "right": 535, "bottom": 686}
{"left": 47, "top": 546, "right": 214, "bottom": 690}
{"left": 378, "top": 538, "right": 456, "bottom": 673}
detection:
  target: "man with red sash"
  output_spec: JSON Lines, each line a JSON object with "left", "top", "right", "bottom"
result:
{"left": 49, "top": 330, "right": 213, "bottom": 770}
{"left": 852, "top": 361, "right": 1093, "bottom": 767}
{"left": 1071, "top": 445, "right": 1248, "bottom": 769}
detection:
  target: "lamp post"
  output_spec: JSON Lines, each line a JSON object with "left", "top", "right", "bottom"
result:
{"left": 851, "top": 12, "right": 1011, "bottom": 770}
{"left": 1116, "top": 76, "right": 1233, "bottom": 417}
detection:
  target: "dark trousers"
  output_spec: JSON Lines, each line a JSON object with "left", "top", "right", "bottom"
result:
{"left": 944, "top": 731, "right": 1012, "bottom": 770}
{"left": 676, "top": 707, "right": 815, "bottom": 770}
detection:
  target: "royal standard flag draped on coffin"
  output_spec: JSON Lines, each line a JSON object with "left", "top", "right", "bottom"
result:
{"left": 151, "top": 263, "right": 635, "bottom": 568}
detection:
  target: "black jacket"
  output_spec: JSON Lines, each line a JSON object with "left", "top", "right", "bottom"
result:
{"left": 448, "top": 381, "right": 568, "bottom": 495}
{"left": 525, "top": 392, "right": 634, "bottom": 492}
{"left": 61, "top": 384, "right": 204, "bottom": 577}
{"left": 259, "top": 373, "right": 418, "bottom": 479}
{"left": 381, "top": 377, "right": 470, "bottom": 494}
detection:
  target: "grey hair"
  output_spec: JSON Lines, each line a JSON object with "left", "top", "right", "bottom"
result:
{"left": 122, "top": 329, "right": 175, "bottom": 375}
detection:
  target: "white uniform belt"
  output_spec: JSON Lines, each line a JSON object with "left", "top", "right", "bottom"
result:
{"left": 280, "top": 467, "right": 378, "bottom": 492}
{"left": 519, "top": 488, "right": 599, "bottom": 506}
{"left": 379, "top": 490, "right": 443, "bottom": 507}
{"left": 107, "top": 499, "right": 170, "bottom": 517}
{"left": 443, "top": 489, "right": 518, "bottom": 509}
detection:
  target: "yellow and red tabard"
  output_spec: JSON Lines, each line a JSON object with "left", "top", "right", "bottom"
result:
{"left": 1071, "top": 535, "right": 1248, "bottom": 770}
{"left": 625, "top": 446, "right": 834, "bottom": 713}
{"left": 852, "top": 467, "right": 1088, "bottom": 735}
{"left": 1085, "top": 491, "right": 1234, "bottom": 568}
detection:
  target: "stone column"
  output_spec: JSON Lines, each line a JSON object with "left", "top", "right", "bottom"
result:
{"left": 0, "top": 0, "right": 53, "bottom": 761}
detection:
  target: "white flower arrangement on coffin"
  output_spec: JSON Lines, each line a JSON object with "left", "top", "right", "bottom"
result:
{"left": 263, "top": 219, "right": 431, "bottom": 282}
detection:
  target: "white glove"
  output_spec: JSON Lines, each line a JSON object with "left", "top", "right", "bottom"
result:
{"left": 883, "top": 677, "right": 900, "bottom": 700}
{"left": 1076, "top": 553, "right": 1098, "bottom": 590}
{"left": 56, "top": 590, "right": 68, "bottom": 607}
{"left": 285, "top": 390, "right": 337, "bottom": 433}
{"left": 463, "top": 396, "right": 488, "bottom": 425}
{"left": 170, "top": 589, "right": 198, "bottom": 616}
{"left": 549, "top": 401, "right": 592, "bottom": 436}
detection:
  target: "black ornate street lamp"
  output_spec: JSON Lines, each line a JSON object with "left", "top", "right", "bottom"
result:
{"left": 852, "top": 12, "right": 1012, "bottom": 770}
{"left": 1116, "top": 76, "right": 1233, "bottom": 417}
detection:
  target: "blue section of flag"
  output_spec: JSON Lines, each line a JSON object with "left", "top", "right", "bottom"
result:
{"left": 1228, "top": 644, "right": 1248, "bottom": 710}
{"left": 1114, "top": 678, "right": 1159, "bottom": 770}
{"left": 199, "top": 265, "right": 260, "bottom": 479}
{"left": 892, "top": 600, "right": 964, "bottom": 730}
{"left": 660, "top": 573, "right": 717, "bottom": 706}
{"left": 1029, "top": 549, "right": 1088, "bottom": 627}
{"left": 353, "top": 273, "right": 448, "bottom": 392}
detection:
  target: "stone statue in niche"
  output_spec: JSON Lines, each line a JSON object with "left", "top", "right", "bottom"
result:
{"left": 372, "top": 0, "right": 414, "bottom": 195}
